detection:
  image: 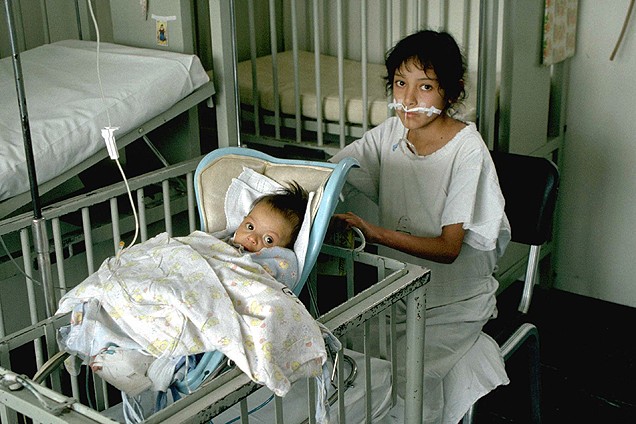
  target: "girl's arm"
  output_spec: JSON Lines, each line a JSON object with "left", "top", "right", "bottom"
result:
{"left": 334, "top": 211, "right": 464, "bottom": 264}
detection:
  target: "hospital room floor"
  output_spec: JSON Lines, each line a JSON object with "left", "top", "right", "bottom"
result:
{"left": 473, "top": 281, "right": 636, "bottom": 423}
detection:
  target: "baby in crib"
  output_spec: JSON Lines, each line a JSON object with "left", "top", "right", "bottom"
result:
{"left": 222, "top": 181, "right": 309, "bottom": 287}
{"left": 59, "top": 180, "right": 317, "bottom": 402}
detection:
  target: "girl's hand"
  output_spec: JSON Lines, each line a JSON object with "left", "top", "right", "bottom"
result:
{"left": 333, "top": 212, "right": 382, "bottom": 244}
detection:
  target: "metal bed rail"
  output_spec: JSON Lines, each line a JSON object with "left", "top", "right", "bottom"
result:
{"left": 235, "top": 0, "right": 492, "bottom": 150}
{"left": 0, "top": 157, "right": 201, "bottom": 339}
{"left": 0, "top": 246, "right": 430, "bottom": 424}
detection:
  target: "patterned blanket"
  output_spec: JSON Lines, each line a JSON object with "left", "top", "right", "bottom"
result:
{"left": 57, "top": 231, "right": 327, "bottom": 396}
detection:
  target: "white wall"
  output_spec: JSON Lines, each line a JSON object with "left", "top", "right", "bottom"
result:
{"left": 555, "top": 0, "right": 636, "bottom": 307}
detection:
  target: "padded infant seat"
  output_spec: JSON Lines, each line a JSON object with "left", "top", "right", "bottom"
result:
{"left": 194, "top": 146, "right": 358, "bottom": 294}
{"left": 172, "top": 146, "right": 359, "bottom": 395}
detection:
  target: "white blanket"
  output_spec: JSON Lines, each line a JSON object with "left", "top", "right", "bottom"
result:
{"left": 57, "top": 231, "right": 327, "bottom": 397}
{"left": 0, "top": 40, "right": 209, "bottom": 202}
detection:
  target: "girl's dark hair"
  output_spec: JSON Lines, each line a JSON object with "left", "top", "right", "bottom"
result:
{"left": 384, "top": 29, "right": 466, "bottom": 107}
{"left": 253, "top": 181, "right": 309, "bottom": 247}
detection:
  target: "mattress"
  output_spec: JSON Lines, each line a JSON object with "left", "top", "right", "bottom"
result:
{"left": 237, "top": 50, "right": 478, "bottom": 130}
{"left": 0, "top": 39, "right": 209, "bottom": 203}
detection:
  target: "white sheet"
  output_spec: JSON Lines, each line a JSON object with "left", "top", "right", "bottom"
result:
{"left": 0, "top": 40, "right": 209, "bottom": 202}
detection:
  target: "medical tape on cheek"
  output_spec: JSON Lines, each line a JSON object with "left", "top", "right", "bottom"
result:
{"left": 387, "top": 99, "right": 442, "bottom": 117}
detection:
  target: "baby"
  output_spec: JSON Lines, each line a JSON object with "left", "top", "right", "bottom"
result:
{"left": 228, "top": 181, "right": 309, "bottom": 287}
{"left": 232, "top": 181, "right": 308, "bottom": 252}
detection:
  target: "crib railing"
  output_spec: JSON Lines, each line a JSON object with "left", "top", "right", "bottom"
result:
{"left": 231, "top": 0, "right": 499, "bottom": 153}
{"left": 0, "top": 157, "right": 201, "bottom": 340}
{"left": 0, "top": 243, "right": 430, "bottom": 424}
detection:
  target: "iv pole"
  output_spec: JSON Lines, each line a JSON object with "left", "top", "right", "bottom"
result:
{"left": 3, "top": 0, "right": 57, "bottom": 318}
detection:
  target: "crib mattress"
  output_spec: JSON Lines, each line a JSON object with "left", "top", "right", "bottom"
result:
{"left": 0, "top": 39, "right": 209, "bottom": 202}
{"left": 237, "top": 50, "right": 477, "bottom": 130}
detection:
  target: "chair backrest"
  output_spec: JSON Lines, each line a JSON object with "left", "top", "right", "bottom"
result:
{"left": 194, "top": 146, "right": 359, "bottom": 295}
{"left": 490, "top": 151, "right": 559, "bottom": 313}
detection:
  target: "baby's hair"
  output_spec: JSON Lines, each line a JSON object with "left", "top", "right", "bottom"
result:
{"left": 252, "top": 181, "right": 309, "bottom": 247}
{"left": 384, "top": 29, "right": 466, "bottom": 109}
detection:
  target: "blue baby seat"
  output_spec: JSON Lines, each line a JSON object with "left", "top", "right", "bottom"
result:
{"left": 171, "top": 146, "right": 359, "bottom": 395}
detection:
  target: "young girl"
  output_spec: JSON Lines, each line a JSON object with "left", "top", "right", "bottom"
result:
{"left": 330, "top": 30, "right": 511, "bottom": 422}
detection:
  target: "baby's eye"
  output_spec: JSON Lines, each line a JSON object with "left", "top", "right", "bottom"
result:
{"left": 246, "top": 223, "right": 254, "bottom": 230}
{"left": 264, "top": 235, "right": 275, "bottom": 245}
{"left": 394, "top": 80, "right": 406, "bottom": 88}
{"left": 420, "top": 84, "right": 433, "bottom": 91}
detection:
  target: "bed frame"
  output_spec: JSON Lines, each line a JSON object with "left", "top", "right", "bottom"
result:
{"left": 0, "top": 0, "right": 216, "bottom": 219}
{"left": 0, "top": 153, "right": 431, "bottom": 423}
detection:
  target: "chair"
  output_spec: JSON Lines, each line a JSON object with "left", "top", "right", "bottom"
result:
{"left": 173, "top": 146, "right": 359, "bottom": 393}
{"left": 462, "top": 150, "right": 560, "bottom": 423}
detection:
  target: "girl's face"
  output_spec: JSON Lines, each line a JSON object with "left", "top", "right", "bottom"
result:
{"left": 392, "top": 59, "right": 446, "bottom": 129}
{"left": 233, "top": 202, "right": 293, "bottom": 252}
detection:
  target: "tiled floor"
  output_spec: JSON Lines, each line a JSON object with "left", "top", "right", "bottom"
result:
{"left": 473, "top": 282, "right": 636, "bottom": 423}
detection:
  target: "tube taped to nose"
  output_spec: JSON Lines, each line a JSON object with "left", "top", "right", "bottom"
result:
{"left": 388, "top": 100, "right": 442, "bottom": 117}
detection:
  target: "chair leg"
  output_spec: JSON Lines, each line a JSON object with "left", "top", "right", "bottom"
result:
{"left": 502, "top": 323, "right": 541, "bottom": 424}
{"left": 527, "top": 326, "right": 541, "bottom": 424}
{"left": 464, "top": 323, "right": 541, "bottom": 423}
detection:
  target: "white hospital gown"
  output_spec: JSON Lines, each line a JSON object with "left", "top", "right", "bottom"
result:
{"left": 330, "top": 117, "right": 511, "bottom": 423}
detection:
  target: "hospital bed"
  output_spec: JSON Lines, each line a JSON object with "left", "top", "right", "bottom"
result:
{"left": 0, "top": 0, "right": 215, "bottom": 219}
{"left": 0, "top": 146, "right": 431, "bottom": 423}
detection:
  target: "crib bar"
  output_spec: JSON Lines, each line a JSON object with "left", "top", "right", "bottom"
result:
{"left": 440, "top": 1, "right": 449, "bottom": 30}
{"left": 21, "top": 229, "right": 38, "bottom": 328}
{"left": 247, "top": 0, "right": 261, "bottom": 137}
{"left": 38, "top": 0, "right": 50, "bottom": 44}
{"left": 377, "top": 260, "right": 388, "bottom": 359}
{"left": 336, "top": 348, "right": 345, "bottom": 423}
{"left": 360, "top": 0, "right": 369, "bottom": 134}
{"left": 0, "top": 292, "right": 4, "bottom": 338}
{"left": 42, "top": 318, "right": 62, "bottom": 392}
{"left": 268, "top": 0, "right": 281, "bottom": 140}
{"left": 312, "top": 0, "right": 323, "bottom": 147}
{"left": 363, "top": 320, "right": 372, "bottom": 423}
{"left": 410, "top": 0, "right": 419, "bottom": 33}
{"left": 51, "top": 218, "right": 67, "bottom": 298}
{"left": 462, "top": 0, "right": 471, "bottom": 63}
{"left": 209, "top": 0, "right": 241, "bottom": 148}
{"left": 274, "top": 395, "right": 283, "bottom": 423}
{"left": 404, "top": 285, "right": 426, "bottom": 424}
{"left": 477, "top": 0, "right": 500, "bottom": 148}
{"left": 336, "top": 0, "right": 345, "bottom": 149}
{"left": 389, "top": 303, "right": 398, "bottom": 405}
{"left": 162, "top": 180, "right": 172, "bottom": 236}
{"left": 81, "top": 208, "right": 95, "bottom": 275}
{"left": 385, "top": 0, "right": 393, "bottom": 51}
{"left": 137, "top": 188, "right": 148, "bottom": 242}
{"left": 307, "top": 378, "right": 316, "bottom": 423}
{"left": 239, "top": 398, "right": 248, "bottom": 423}
{"left": 20, "top": 228, "right": 45, "bottom": 371}
{"left": 110, "top": 198, "right": 120, "bottom": 252}
{"left": 186, "top": 172, "right": 196, "bottom": 233}
{"left": 290, "top": 0, "right": 302, "bottom": 143}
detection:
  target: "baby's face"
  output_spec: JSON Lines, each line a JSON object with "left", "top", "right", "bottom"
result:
{"left": 233, "top": 203, "right": 293, "bottom": 252}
